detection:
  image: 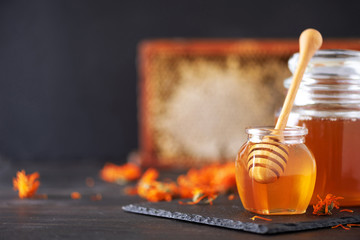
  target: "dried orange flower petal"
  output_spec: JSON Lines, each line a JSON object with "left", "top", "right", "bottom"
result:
{"left": 71, "top": 192, "right": 81, "bottom": 199}
{"left": 340, "top": 209, "right": 354, "bottom": 213}
{"left": 100, "top": 163, "right": 141, "bottom": 184}
{"left": 179, "top": 189, "right": 218, "bottom": 205}
{"left": 250, "top": 216, "right": 272, "bottom": 221}
{"left": 347, "top": 224, "right": 360, "bottom": 227}
{"left": 90, "top": 193, "right": 102, "bottom": 201}
{"left": 13, "top": 170, "right": 40, "bottom": 199}
{"left": 228, "top": 194, "right": 235, "bottom": 200}
{"left": 332, "top": 224, "right": 350, "bottom": 230}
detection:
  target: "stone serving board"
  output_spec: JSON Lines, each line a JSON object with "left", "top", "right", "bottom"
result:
{"left": 122, "top": 197, "right": 360, "bottom": 234}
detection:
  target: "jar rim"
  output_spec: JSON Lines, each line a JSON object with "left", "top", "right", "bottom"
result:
{"left": 246, "top": 126, "right": 308, "bottom": 136}
{"left": 288, "top": 49, "right": 360, "bottom": 79}
{"left": 291, "top": 49, "right": 360, "bottom": 62}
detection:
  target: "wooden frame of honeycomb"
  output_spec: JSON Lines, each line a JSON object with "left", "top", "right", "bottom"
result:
{"left": 138, "top": 39, "right": 360, "bottom": 169}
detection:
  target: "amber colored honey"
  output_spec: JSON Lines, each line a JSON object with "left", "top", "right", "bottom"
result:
{"left": 235, "top": 142, "right": 316, "bottom": 215}
{"left": 297, "top": 117, "right": 360, "bottom": 206}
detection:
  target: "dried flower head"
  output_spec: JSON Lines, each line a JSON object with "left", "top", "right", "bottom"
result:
{"left": 137, "top": 168, "right": 178, "bottom": 202}
{"left": 13, "top": 170, "right": 40, "bottom": 199}
{"left": 100, "top": 163, "right": 141, "bottom": 184}
{"left": 127, "top": 162, "right": 236, "bottom": 204}
{"left": 179, "top": 188, "right": 218, "bottom": 205}
{"left": 177, "top": 162, "right": 236, "bottom": 199}
{"left": 313, "top": 194, "right": 344, "bottom": 216}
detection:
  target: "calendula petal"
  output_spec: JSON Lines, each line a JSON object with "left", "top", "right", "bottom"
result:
{"left": 13, "top": 170, "right": 40, "bottom": 199}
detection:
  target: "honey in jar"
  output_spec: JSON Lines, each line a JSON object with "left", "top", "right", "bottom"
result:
{"left": 296, "top": 118, "right": 360, "bottom": 206}
{"left": 285, "top": 50, "right": 360, "bottom": 206}
{"left": 235, "top": 126, "right": 316, "bottom": 215}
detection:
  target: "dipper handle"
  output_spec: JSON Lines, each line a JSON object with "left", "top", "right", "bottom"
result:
{"left": 275, "top": 29, "right": 323, "bottom": 130}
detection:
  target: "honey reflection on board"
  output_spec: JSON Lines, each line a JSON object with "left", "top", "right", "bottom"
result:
{"left": 235, "top": 142, "right": 316, "bottom": 215}
{"left": 298, "top": 117, "right": 360, "bottom": 206}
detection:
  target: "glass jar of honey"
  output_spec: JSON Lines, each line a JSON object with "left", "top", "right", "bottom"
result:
{"left": 285, "top": 49, "right": 360, "bottom": 206}
{"left": 235, "top": 126, "right": 316, "bottom": 215}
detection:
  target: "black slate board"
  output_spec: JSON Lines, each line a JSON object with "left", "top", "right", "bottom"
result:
{"left": 122, "top": 197, "right": 360, "bottom": 234}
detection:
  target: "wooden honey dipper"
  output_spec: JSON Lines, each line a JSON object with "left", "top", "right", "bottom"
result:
{"left": 247, "top": 29, "right": 323, "bottom": 184}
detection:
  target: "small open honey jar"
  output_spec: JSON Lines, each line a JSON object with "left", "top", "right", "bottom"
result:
{"left": 235, "top": 126, "right": 316, "bottom": 215}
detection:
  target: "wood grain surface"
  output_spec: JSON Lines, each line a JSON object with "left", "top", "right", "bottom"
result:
{"left": 1, "top": 161, "right": 359, "bottom": 239}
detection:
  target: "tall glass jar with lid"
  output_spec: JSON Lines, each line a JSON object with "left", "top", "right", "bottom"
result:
{"left": 284, "top": 49, "right": 360, "bottom": 206}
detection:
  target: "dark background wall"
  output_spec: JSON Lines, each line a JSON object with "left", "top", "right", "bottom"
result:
{"left": 0, "top": 0, "right": 359, "bottom": 164}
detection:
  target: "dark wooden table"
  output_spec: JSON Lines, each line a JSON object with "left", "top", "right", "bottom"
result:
{"left": 1, "top": 160, "right": 359, "bottom": 239}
